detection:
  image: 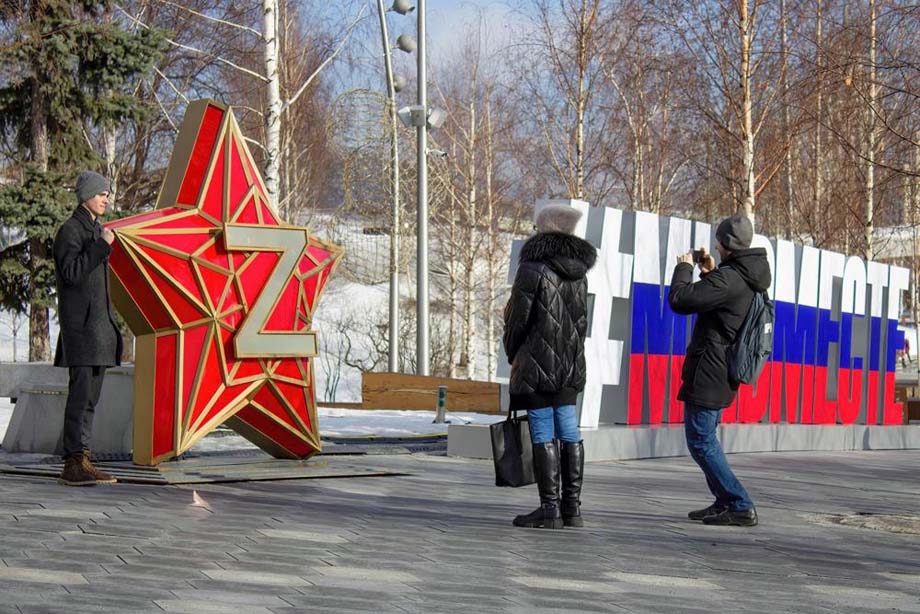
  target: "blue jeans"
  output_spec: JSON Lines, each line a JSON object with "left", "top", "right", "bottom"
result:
{"left": 684, "top": 404, "right": 753, "bottom": 512}
{"left": 527, "top": 405, "right": 580, "bottom": 444}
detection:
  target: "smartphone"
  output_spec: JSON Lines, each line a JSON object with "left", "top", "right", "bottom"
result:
{"left": 692, "top": 249, "right": 705, "bottom": 263}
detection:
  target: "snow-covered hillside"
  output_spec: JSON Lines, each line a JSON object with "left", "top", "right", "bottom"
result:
{"left": 1, "top": 214, "right": 521, "bottom": 401}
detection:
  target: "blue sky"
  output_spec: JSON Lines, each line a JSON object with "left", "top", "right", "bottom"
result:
{"left": 339, "top": 1, "right": 528, "bottom": 98}
{"left": 387, "top": 0, "right": 521, "bottom": 56}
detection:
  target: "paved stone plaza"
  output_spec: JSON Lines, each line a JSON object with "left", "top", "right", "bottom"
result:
{"left": 0, "top": 449, "right": 917, "bottom": 613}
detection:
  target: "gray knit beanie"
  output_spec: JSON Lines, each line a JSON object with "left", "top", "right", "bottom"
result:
{"left": 75, "top": 171, "right": 110, "bottom": 204}
{"left": 716, "top": 213, "right": 753, "bottom": 251}
{"left": 535, "top": 204, "right": 583, "bottom": 235}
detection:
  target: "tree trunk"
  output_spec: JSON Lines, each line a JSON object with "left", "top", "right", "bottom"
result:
{"left": 574, "top": 0, "right": 589, "bottom": 200}
{"left": 740, "top": 0, "right": 756, "bottom": 222}
{"left": 29, "top": 41, "right": 50, "bottom": 362}
{"left": 813, "top": 0, "right": 824, "bottom": 239}
{"left": 263, "top": 0, "right": 282, "bottom": 210}
{"left": 865, "top": 0, "right": 877, "bottom": 261}
{"left": 447, "top": 183, "right": 458, "bottom": 379}
{"left": 911, "top": 131, "right": 919, "bottom": 340}
{"left": 781, "top": 0, "right": 794, "bottom": 239}
{"left": 484, "top": 88, "right": 497, "bottom": 382}
{"left": 462, "top": 100, "right": 477, "bottom": 379}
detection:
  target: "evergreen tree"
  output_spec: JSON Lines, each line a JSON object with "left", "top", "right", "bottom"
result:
{"left": 0, "top": 1, "right": 163, "bottom": 361}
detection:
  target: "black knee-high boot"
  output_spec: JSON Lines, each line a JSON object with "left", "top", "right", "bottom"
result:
{"left": 512, "top": 441, "right": 563, "bottom": 529}
{"left": 560, "top": 440, "right": 585, "bottom": 527}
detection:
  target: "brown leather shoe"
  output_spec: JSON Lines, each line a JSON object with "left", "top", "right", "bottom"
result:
{"left": 81, "top": 451, "right": 117, "bottom": 484}
{"left": 58, "top": 456, "right": 96, "bottom": 486}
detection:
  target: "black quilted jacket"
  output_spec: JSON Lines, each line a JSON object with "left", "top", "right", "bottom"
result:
{"left": 503, "top": 232, "right": 597, "bottom": 411}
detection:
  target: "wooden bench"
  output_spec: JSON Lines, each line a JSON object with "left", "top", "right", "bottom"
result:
{"left": 895, "top": 385, "right": 919, "bottom": 423}
{"left": 360, "top": 372, "right": 502, "bottom": 414}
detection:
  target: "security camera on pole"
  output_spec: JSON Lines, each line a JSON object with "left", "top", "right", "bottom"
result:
{"left": 392, "top": 0, "right": 446, "bottom": 377}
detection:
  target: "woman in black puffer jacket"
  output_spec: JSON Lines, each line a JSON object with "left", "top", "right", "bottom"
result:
{"left": 503, "top": 204, "right": 597, "bottom": 529}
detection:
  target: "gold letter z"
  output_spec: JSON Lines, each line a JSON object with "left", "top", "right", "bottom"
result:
{"left": 223, "top": 224, "right": 318, "bottom": 358}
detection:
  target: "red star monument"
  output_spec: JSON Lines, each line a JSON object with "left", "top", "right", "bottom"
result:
{"left": 107, "top": 100, "right": 343, "bottom": 465}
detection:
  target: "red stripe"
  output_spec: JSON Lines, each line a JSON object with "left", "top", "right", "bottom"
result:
{"left": 837, "top": 368, "right": 862, "bottom": 424}
{"left": 668, "top": 355, "right": 685, "bottom": 423}
{"left": 867, "top": 370, "right": 880, "bottom": 424}
{"left": 882, "top": 372, "right": 903, "bottom": 425}
{"left": 627, "top": 354, "right": 644, "bottom": 425}
{"left": 646, "top": 354, "right": 668, "bottom": 425}
{"left": 800, "top": 365, "right": 815, "bottom": 424}
{"left": 782, "top": 363, "right": 801, "bottom": 423}
{"left": 769, "top": 361, "right": 784, "bottom": 423}
{"left": 737, "top": 365, "right": 770, "bottom": 423}
{"left": 812, "top": 366, "right": 836, "bottom": 424}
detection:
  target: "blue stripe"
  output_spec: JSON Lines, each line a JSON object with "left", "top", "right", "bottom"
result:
{"left": 627, "top": 281, "right": 895, "bottom": 372}
{"left": 886, "top": 320, "right": 904, "bottom": 373}
{"left": 870, "top": 317, "right": 882, "bottom": 371}
{"left": 630, "top": 282, "right": 688, "bottom": 355}
{"left": 773, "top": 303, "right": 817, "bottom": 365}
{"left": 817, "top": 310, "right": 840, "bottom": 367}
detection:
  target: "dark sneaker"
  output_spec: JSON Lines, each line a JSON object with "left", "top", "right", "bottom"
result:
{"left": 688, "top": 503, "right": 727, "bottom": 521}
{"left": 702, "top": 507, "right": 758, "bottom": 527}
{"left": 81, "top": 452, "right": 117, "bottom": 485}
{"left": 513, "top": 503, "right": 564, "bottom": 529}
{"left": 58, "top": 456, "right": 97, "bottom": 487}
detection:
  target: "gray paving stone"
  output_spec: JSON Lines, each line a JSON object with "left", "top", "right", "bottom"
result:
{"left": 155, "top": 600, "right": 276, "bottom": 613}
{"left": 256, "top": 528, "right": 351, "bottom": 543}
{"left": 17, "top": 604, "right": 162, "bottom": 614}
{"left": 0, "top": 565, "right": 88, "bottom": 585}
{"left": 277, "top": 592, "right": 416, "bottom": 611}
{"left": 511, "top": 575, "right": 626, "bottom": 594}
{"left": 201, "top": 569, "right": 313, "bottom": 587}
{"left": 0, "top": 448, "right": 917, "bottom": 613}
{"left": 83, "top": 572, "right": 199, "bottom": 592}
{"left": 275, "top": 599, "right": 404, "bottom": 613}
{"left": 100, "top": 561, "right": 213, "bottom": 580}
{"left": 169, "top": 589, "right": 296, "bottom": 606}
{"left": 0, "top": 588, "right": 61, "bottom": 603}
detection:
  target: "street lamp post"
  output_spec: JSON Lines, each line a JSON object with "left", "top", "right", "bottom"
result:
{"left": 376, "top": 0, "right": 401, "bottom": 373}
{"left": 377, "top": 0, "right": 416, "bottom": 373}
{"left": 389, "top": 0, "right": 442, "bottom": 377}
{"left": 416, "top": 0, "right": 429, "bottom": 376}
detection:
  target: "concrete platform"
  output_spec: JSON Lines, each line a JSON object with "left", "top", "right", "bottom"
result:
{"left": 447, "top": 421, "right": 920, "bottom": 461}
{"left": 0, "top": 453, "right": 403, "bottom": 485}
{"left": 1, "top": 366, "right": 134, "bottom": 455}
{"left": 0, "top": 361, "right": 66, "bottom": 398}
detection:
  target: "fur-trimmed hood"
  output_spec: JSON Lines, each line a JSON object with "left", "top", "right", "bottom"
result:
{"left": 520, "top": 232, "right": 597, "bottom": 281}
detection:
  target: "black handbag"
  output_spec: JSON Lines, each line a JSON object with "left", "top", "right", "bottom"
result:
{"left": 490, "top": 410, "right": 535, "bottom": 487}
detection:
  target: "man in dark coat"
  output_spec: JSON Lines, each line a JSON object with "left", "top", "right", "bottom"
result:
{"left": 668, "top": 213, "right": 771, "bottom": 527}
{"left": 53, "top": 170, "right": 122, "bottom": 486}
{"left": 503, "top": 203, "right": 596, "bottom": 529}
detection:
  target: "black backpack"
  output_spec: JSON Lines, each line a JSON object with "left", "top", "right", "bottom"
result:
{"left": 727, "top": 290, "right": 775, "bottom": 385}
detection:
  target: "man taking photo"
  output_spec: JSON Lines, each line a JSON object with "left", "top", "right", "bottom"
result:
{"left": 668, "top": 213, "right": 770, "bottom": 527}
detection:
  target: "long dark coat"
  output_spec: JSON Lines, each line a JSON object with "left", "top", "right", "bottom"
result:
{"left": 502, "top": 232, "right": 597, "bottom": 411}
{"left": 53, "top": 205, "right": 122, "bottom": 367}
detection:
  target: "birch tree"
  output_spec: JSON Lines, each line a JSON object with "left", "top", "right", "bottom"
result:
{"left": 664, "top": 0, "right": 785, "bottom": 223}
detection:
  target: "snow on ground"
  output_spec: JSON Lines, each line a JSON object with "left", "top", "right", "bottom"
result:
{"left": 0, "top": 396, "right": 503, "bottom": 454}
{"left": 0, "top": 397, "right": 12, "bottom": 442}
